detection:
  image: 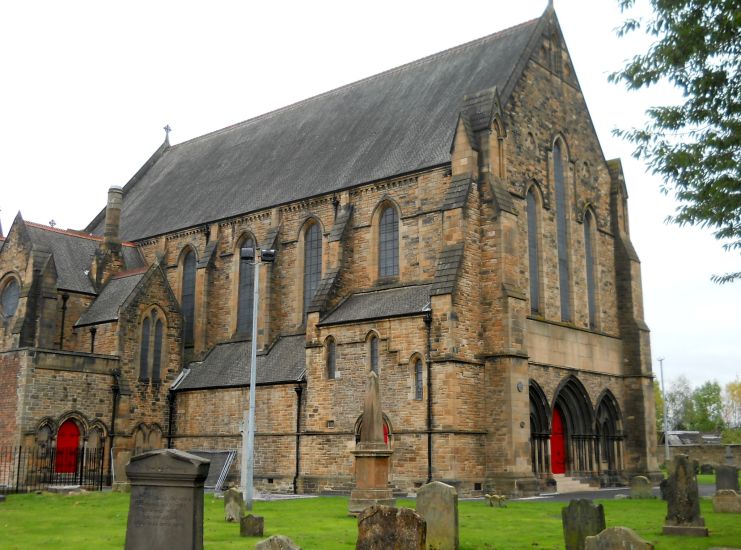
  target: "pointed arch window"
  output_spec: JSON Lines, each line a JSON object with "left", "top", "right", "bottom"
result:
{"left": 526, "top": 188, "right": 541, "bottom": 314}
{"left": 326, "top": 337, "right": 336, "bottom": 379}
{"left": 369, "top": 334, "right": 379, "bottom": 374}
{"left": 140, "top": 309, "right": 166, "bottom": 383}
{"left": 237, "top": 236, "right": 255, "bottom": 335}
{"left": 554, "top": 141, "right": 571, "bottom": 321}
{"left": 379, "top": 205, "right": 399, "bottom": 278}
{"left": 584, "top": 211, "right": 597, "bottom": 330}
{"left": 0, "top": 277, "right": 20, "bottom": 318}
{"left": 414, "top": 358, "right": 423, "bottom": 400}
{"left": 303, "top": 222, "right": 322, "bottom": 318}
{"left": 181, "top": 249, "right": 196, "bottom": 346}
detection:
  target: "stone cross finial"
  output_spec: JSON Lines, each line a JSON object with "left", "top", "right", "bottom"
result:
{"left": 360, "top": 371, "right": 384, "bottom": 444}
{"left": 163, "top": 124, "right": 172, "bottom": 144}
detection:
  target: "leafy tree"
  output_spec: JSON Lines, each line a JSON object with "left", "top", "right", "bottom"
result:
{"left": 665, "top": 375, "right": 694, "bottom": 430}
{"left": 723, "top": 378, "right": 741, "bottom": 427}
{"left": 610, "top": 0, "right": 741, "bottom": 282}
{"left": 654, "top": 379, "right": 665, "bottom": 434}
{"left": 689, "top": 380, "right": 725, "bottom": 432}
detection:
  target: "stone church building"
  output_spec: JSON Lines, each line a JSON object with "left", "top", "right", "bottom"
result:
{"left": 0, "top": 6, "right": 659, "bottom": 496}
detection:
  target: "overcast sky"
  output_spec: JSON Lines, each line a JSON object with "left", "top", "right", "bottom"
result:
{"left": 1, "top": 0, "right": 738, "bottom": 388}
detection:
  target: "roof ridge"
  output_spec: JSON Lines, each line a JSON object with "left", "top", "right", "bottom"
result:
{"left": 111, "top": 267, "right": 148, "bottom": 279}
{"left": 353, "top": 283, "right": 433, "bottom": 297}
{"left": 169, "top": 17, "right": 541, "bottom": 150}
{"left": 26, "top": 221, "right": 137, "bottom": 247}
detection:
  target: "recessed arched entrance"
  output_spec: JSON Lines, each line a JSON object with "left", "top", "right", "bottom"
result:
{"left": 55, "top": 420, "right": 80, "bottom": 474}
{"left": 551, "top": 407, "right": 566, "bottom": 474}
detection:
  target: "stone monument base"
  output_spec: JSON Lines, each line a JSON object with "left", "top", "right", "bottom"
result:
{"left": 662, "top": 525, "right": 708, "bottom": 537}
{"left": 349, "top": 488, "right": 396, "bottom": 515}
{"left": 349, "top": 445, "right": 394, "bottom": 515}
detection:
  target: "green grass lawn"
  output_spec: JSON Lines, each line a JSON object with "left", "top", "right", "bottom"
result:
{"left": 1, "top": 492, "right": 740, "bottom": 549}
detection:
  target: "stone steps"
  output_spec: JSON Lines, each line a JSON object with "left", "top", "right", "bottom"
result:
{"left": 551, "top": 474, "right": 595, "bottom": 494}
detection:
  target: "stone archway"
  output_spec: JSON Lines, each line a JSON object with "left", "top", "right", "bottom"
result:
{"left": 552, "top": 377, "right": 596, "bottom": 477}
{"left": 55, "top": 419, "right": 80, "bottom": 474}
{"left": 529, "top": 381, "right": 551, "bottom": 477}
{"left": 595, "top": 390, "right": 624, "bottom": 483}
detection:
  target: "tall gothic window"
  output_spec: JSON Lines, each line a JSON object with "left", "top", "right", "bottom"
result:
{"left": 139, "top": 317, "right": 151, "bottom": 381}
{"left": 414, "top": 358, "right": 423, "bottom": 400}
{"left": 584, "top": 211, "right": 597, "bottom": 329}
{"left": 303, "top": 223, "right": 322, "bottom": 319}
{"left": 379, "top": 205, "right": 399, "bottom": 278}
{"left": 554, "top": 141, "right": 571, "bottom": 321}
{"left": 369, "top": 334, "right": 379, "bottom": 374}
{"left": 140, "top": 310, "right": 165, "bottom": 383}
{"left": 326, "top": 337, "right": 336, "bottom": 379}
{"left": 0, "top": 278, "right": 20, "bottom": 318}
{"left": 181, "top": 249, "right": 196, "bottom": 346}
{"left": 237, "top": 237, "right": 255, "bottom": 335}
{"left": 526, "top": 188, "right": 541, "bottom": 314}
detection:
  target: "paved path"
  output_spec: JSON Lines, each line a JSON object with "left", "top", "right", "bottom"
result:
{"left": 512, "top": 484, "right": 717, "bottom": 502}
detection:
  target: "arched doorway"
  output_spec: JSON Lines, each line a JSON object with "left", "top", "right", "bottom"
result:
{"left": 595, "top": 390, "right": 624, "bottom": 483}
{"left": 55, "top": 420, "right": 80, "bottom": 474}
{"left": 529, "top": 381, "right": 551, "bottom": 477}
{"left": 551, "top": 407, "right": 567, "bottom": 474}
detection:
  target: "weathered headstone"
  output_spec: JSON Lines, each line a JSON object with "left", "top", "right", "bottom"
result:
{"left": 124, "top": 449, "right": 210, "bottom": 550}
{"left": 224, "top": 487, "right": 244, "bottom": 522}
{"left": 715, "top": 465, "right": 740, "bottom": 492}
{"left": 659, "top": 478, "right": 669, "bottom": 500}
{"left": 240, "top": 514, "right": 265, "bottom": 537}
{"left": 700, "top": 463, "right": 714, "bottom": 475}
{"left": 662, "top": 454, "right": 708, "bottom": 537}
{"left": 255, "top": 535, "right": 302, "bottom": 550}
{"left": 585, "top": 527, "right": 654, "bottom": 550}
{"left": 629, "top": 476, "right": 654, "bottom": 499}
{"left": 356, "top": 505, "right": 426, "bottom": 550}
{"left": 561, "top": 499, "right": 606, "bottom": 550}
{"left": 348, "top": 372, "right": 394, "bottom": 515}
{"left": 712, "top": 490, "right": 741, "bottom": 513}
{"left": 416, "top": 481, "right": 458, "bottom": 550}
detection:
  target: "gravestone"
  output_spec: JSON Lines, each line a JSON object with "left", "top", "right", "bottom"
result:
{"left": 240, "top": 514, "right": 265, "bottom": 537}
{"left": 124, "top": 449, "right": 210, "bottom": 550}
{"left": 561, "top": 499, "right": 606, "bottom": 550}
{"left": 700, "top": 463, "right": 714, "bottom": 475}
{"left": 416, "top": 481, "right": 458, "bottom": 550}
{"left": 255, "top": 535, "right": 302, "bottom": 550}
{"left": 712, "top": 490, "right": 741, "bottom": 513}
{"left": 585, "top": 527, "right": 654, "bottom": 550}
{"left": 629, "top": 476, "right": 654, "bottom": 499}
{"left": 662, "top": 454, "right": 708, "bottom": 537}
{"left": 659, "top": 479, "right": 668, "bottom": 500}
{"left": 715, "top": 465, "right": 739, "bottom": 492}
{"left": 356, "top": 505, "right": 426, "bottom": 550}
{"left": 224, "top": 487, "right": 244, "bottom": 522}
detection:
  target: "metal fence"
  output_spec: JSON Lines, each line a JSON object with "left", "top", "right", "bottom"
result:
{"left": 0, "top": 445, "right": 106, "bottom": 494}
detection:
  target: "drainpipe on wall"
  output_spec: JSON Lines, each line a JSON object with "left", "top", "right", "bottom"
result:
{"left": 109, "top": 368, "right": 121, "bottom": 485}
{"left": 424, "top": 305, "right": 433, "bottom": 484}
{"left": 293, "top": 384, "right": 303, "bottom": 494}
{"left": 167, "top": 390, "right": 176, "bottom": 449}
{"left": 58, "top": 294, "right": 69, "bottom": 350}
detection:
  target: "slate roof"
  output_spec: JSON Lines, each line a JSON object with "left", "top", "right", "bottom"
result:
{"left": 25, "top": 223, "right": 144, "bottom": 294}
{"left": 174, "top": 334, "right": 306, "bottom": 391}
{"left": 75, "top": 270, "right": 146, "bottom": 327}
{"left": 431, "top": 244, "right": 465, "bottom": 296}
{"left": 319, "top": 285, "right": 431, "bottom": 326}
{"left": 87, "top": 17, "right": 542, "bottom": 241}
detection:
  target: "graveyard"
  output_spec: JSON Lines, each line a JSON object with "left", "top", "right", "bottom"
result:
{"left": 2, "top": 483, "right": 741, "bottom": 549}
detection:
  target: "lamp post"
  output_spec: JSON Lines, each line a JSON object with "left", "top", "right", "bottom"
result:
{"left": 240, "top": 247, "right": 275, "bottom": 510}
{"left": 658, "top": 356, "right": 670, "bottom": 465}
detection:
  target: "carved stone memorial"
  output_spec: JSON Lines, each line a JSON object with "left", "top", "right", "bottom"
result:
{"left": 255, "top": 535, "right": 302, "bottom": 550}
{"left": 124, "top": 449, "right": 210, "bottom": 550}
{"left": 662, "top": 454, "right": 708, "bottom": 537}
{"left": 561, "top": 499, "right": 606, "bottom": 550}
{"left": 348, "top": 372, "right": 394, "bottom": 515}
{"left": 356, "top": 505, "right": 426, "bottom": 550}
{"left": 585, "top": 527, "right": 654, "bottom": 550}
{"left": 416, "top": 481, "right": 458, "bottom": 550}
{"left": 224, "top": 487, "right": 244, "bottom": 522}
{"left": 240, "top": 514, "right": 265, "bottom": 537}
{"left": 715, "top": 465, "right": 739, "bottom": 492}
{"left": 629, "top": 476, "right": 654, "bottom": 499}
{"left": 712, "top": 489, "right": 741, "bottom": 513}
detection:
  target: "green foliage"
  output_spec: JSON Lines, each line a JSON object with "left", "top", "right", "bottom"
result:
{"left": 654, "top": 379, "right": 665, "bottom": 434}
{"left": 724, "top": 378, "right": 741, "bottom": 426}
{"left": 690, "top": 380, "right": 726, "bottom": 432}
{"left": 721, "top": 426, "right": 741, "bottom": 443}
{"left": 610, "top": 0, "right": 741, "bottom": 282}
{"left": 3, "top": 493, "right": 741, "bottom": 549}
{"left": 666, "top": 375, "right": 694, "bottom": 429}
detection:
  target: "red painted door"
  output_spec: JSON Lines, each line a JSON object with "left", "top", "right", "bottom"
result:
{"left": 551, "top": 407, "right": 566, "bottom": 474}
{"left": 55, "top": 420, "right": 80, "bottom": 474}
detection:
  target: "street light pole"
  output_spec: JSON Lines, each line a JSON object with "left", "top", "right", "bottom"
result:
{"left": 239, "top": 247, "right": 275, "bottom": 511}
{"left": 658, "top": 356, "right": 670, "bottom": 465}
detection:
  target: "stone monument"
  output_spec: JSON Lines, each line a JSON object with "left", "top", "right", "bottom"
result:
{"left": 348, "top": 371, "right": 394, "bottom": 515}
{"left": 416, "top": 481, "right": 458, "bottom": 550}
{"left": 715, "top": 464, "right": 739, "bottom": 492}
{"left": 224, "top": 486, "right": 244, "bottom": 522}
{"left": 629, "top": 476, "right": 654, "bottom": 499}
{"left": 356, "top": 505, "right": 426, "bottom": 550}
{"left": 662, "top": 454, "right": 708, "bottom": 537}
{"left": 124, "top": 449, "right": 210, "bottom": 550}
{"left": 561, "top": 499, "right": 606, "bottom": 550}
{"left": 585, "top": 527, "right": 654, "bottom": 550}
{"left": 255, "top": 535, "right": 302, "bottom": 550}
{"left": 712, "top": 489, "right": 741, "bottom": 513}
